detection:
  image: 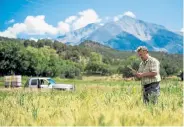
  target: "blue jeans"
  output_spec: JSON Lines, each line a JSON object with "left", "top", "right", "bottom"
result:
{"left": 143, "top": 82, "right": 160, "bottom": 104}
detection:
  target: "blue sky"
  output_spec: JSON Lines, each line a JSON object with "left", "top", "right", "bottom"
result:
{"left": 0, "top": 0, "right": 183, "bottom": 39}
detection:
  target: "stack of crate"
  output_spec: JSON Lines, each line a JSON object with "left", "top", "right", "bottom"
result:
{"left": 4, "top": 75, "right": 21, "bottom": 88}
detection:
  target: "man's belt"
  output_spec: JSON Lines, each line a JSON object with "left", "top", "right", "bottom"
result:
{"left": 144, "top": 82, "right": 160, "bottom": 90}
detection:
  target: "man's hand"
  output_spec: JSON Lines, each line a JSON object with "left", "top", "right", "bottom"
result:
{"left": 135, "top": 72, "right": 143, "bottom": 78}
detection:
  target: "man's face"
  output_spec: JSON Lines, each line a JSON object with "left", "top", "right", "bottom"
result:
{"left": 137, "top": 50, "right": 148, "bottom": 61}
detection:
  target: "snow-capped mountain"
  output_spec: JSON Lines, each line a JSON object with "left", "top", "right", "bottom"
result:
{"left": 57, "top": 23, "right": 101, "bottom": 45}
{"left": 86, "top": 16, "right": 166, "bottom": 42}
{"left": 115, "top": 16, "right": 166, "bottom": 41}
{"left": 57, "top": 16, "right": 183, "bottom": 53}
{"left": 105, "top": 31, "right": 154, "bottom": 51}
{"left": 148, "top": 29, "right": 183, "bottom": 53}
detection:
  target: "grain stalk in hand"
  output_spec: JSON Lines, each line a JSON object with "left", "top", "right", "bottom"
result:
{"left": 127, "top": 66, "right": 137, "bottom": 75}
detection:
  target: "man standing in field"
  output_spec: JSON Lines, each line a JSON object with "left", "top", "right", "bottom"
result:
{"left": 135, "top": 46, "right": 161, "bottom": 104}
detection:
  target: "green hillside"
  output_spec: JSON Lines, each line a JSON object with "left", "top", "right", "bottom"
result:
{"left": 0, "top": 37, "right": 183, "bottom": 78}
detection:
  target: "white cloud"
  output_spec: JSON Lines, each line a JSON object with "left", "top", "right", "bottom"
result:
{"left": 113, "top": 17, "right": 119, "bottom": 22}
{"left": 113, "top": 15, "right": 123, "bottom": 22}
{"left": 10, "top": 23, "right": 26, "bottom": 33}
{"left": 57, "top": 21, "right": 70, "bottom": 34}
{"left": 29, "top": 37, "right": 38, "bottom": 42}
{"left": 113, "top": 11, "right": 136, "bottom": 22}
{"left": 180, "top": 28, "right": 184, "bottom": 33}
{"left": 57, "top": 9, "right": 101, "bottom": 33}
{"left": 0, "top": 9, "right": 101, "bottom": 38}
{"left": 0, "top": 23, "right": 26, "bottom": 38}
{"left": 123, "top": 11, "right": 136, "bottom": 18}
{"left": 72, "top": 9, "right": 101, "bottom": 30}
{"left": 0, "top": 15, "right": 58, "bottom": 38}
{"left": 0, "top": 31, "right": 16, "bottom": 38}
{"left": 7, "top": 19, "right": 15, "bottom": 24}
{"left": 24, "top": 15, "right": 58, "bottom": 35}
{"left": 65, "top": 16, "right": 77, "bottom": 23}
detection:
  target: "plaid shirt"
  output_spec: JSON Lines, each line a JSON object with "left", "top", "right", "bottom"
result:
{"left": 138, "top": 56, "right": 161, "bottom": 85}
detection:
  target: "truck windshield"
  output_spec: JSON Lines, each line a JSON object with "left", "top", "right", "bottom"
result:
{"left": 47, "top": 78, "right": 56, "bottom": 85}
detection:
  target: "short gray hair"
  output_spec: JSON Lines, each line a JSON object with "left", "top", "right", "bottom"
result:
{"left": 136, "top": 46, "right": 148, "bottom": 52}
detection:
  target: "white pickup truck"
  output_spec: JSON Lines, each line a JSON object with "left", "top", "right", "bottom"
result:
{"left": 24, "top": 77, "right": 75, "bottom": 91}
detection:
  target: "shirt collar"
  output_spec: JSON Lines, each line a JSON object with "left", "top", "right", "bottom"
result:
{"left": 143, "top": 55, "right": 150, "bottom": 64}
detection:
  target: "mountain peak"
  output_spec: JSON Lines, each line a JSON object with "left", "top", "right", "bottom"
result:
{"left": 57, "top": 17, "right": 182, "bottom": 54}
{"left": 57, "top": 23, "right": 100, "bottom": 44}
{"left": 115, "top": 16, "right": 166, "bottom": 41}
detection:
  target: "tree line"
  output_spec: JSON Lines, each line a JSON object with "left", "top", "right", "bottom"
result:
{"left": 0, "top": 37, "right": 182, "bottom": 79}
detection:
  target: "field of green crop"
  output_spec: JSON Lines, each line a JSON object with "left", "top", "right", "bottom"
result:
{"left": 0, "top": 76, "right": 183, "bottom": 126}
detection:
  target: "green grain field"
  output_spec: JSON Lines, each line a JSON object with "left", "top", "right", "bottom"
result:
{"left": 0, "top": 76, "right": 183, "bottom": 126}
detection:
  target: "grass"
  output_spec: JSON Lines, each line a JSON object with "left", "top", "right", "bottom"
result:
{"left": 0, "top": 76, "right": 183, "bottom": 126}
